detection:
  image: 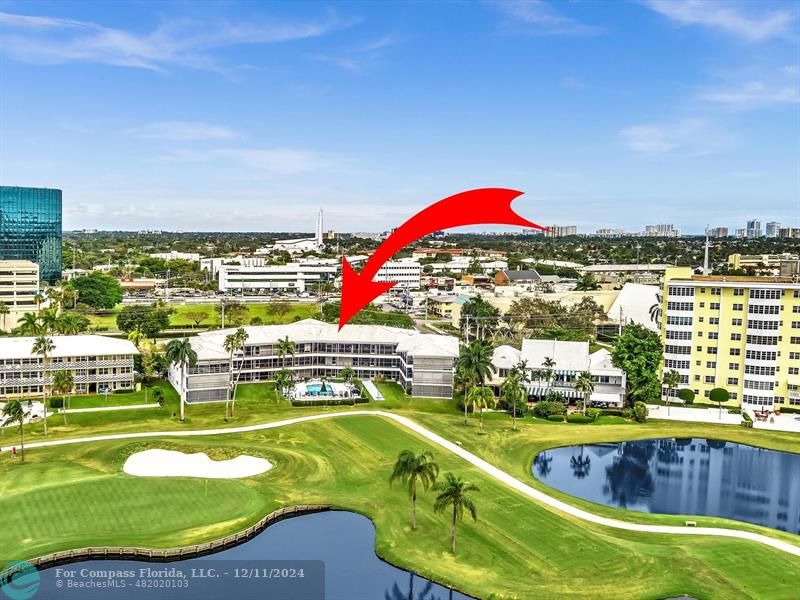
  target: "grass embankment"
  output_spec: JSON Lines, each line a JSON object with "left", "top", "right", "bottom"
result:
{"left": 85, "top": 302, "right": 319, "bottom": 331}
{"left": 2, "top": 416, "right": 799, "bottom": 600}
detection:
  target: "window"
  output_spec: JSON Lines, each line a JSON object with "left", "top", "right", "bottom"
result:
{"left": 727, "top": 377, "right": 738, "bottom": 385}
{"left": 665, "top": 359, "right": 690, "bottom": 369}
{"left": 734, "top": 288, "right": 744, "bottom": 296}
{"left": 730, "top": 333, "right": 742, "bottom": 341}
{"left": 744, "top": 365, "right": 776, "bottom": 376}
{"left": 711, "top": 287, "right": 721, "bottom": 295}
{"left": 667, "top": 301, "right": 694, "bottom": 311}
{"left": 729, "top": 363, "right": 739, "bottom": 370}
{"left": 793, "top": 321, "right": 800, "bottom": 329}
{"left": 709, "top": 317, "right": 720, "bottom": 325}
{"left": 746, "top": 335, "right": 778, "bottom": 345}
{"left": 749, "top": 304, "right": 780, "bottom": 315}
{"left": 793, "top": 306, "right": 800, "bottom": 313}
{"left": 790, "top": 352, "right": 800, "bottom": 360}
{"left": 665, "top": 345, "right": 692, "bottom": 355}
{"left": 698, "top": 317, "right": 704, "bottom": 323}
{"left": 699, "top": 302, "right": 705, "bottom": 308}
{"left": 745, "top": 350, "right": 777, "bottom": 360}
{"left": 710, "top": 302, "right": 720, "bottom": 310}
{"left": 744, "top": 380, "right": 774, "bottom": 391}
{"left": 708, "top": 332, "right": 719, "bottom": 340}
{"left": 732, "top": 318, "right": 742, "bottom": 326}
{"left": 706, "top": 361, "right": 716, "bottom": 369}
{"left": 704, "top": 376, "right": 715, "bottom": 384}
{"left": 729, "top": 348, "right": 741, "bottom": 356}
{"left": 750, "top": 289, "right": 782, "bottom": 299}
{"left": 667, "top": 316, "right": 693, "bottom": 326}
{"left": 748, "top": 320, "right": 779, "bottom": 330}
{"left": 668, "top": 286, "right": 694, "bottom": 296}
{"left": 707, "top": 347, "right": 718, "bottom": 354}
{"left": 666, "top": 330, "right": 692, "bottom": 340}
{"left": 788, "top": 367, "right": 799, "bottom": 375}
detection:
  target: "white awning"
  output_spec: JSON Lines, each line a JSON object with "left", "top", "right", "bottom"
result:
{"left": 590, "top": 391, "right": 624, "bottom": 405}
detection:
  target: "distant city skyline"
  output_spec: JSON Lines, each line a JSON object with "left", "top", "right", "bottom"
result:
{"left": 1, "top": 1, "right": 798, "bottom": 232}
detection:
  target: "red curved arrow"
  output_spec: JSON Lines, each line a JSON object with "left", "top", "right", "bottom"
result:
{"left": 339, "top": 187, "right": 545, "bottom": 329}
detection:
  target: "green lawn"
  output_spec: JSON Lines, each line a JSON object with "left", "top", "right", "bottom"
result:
{"left": 85, "top": 302, "right": 319, "bottom": 331}
{"left": 2, "top": 416, "right": 799, "bottom": 600}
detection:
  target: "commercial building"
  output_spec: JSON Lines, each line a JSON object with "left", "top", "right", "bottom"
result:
{"left": 0, "top": 186, "right": 62, "bottom": 283}
{"left": 728, "top": 253, "right": 799, "bottom": 276}
{"left": 578, "top": 263, "right": 671, "bottom": 284}
{"left": 0, "top": 260, "right": 39, "bottom": 332}
{"left": 487, "top": 340, "right": 626, "bottom": 406}
{"left": 168, "top": 319, "right": 459, "bottom": 403}
{"left": 644, "top": 224, "right": 680, "bottom": 237}
{"left": 0, "top": 335, "right": 138, "bottom": 398}
{"left": 779, "top": 227, "right": 800, "bottom": 239}
{"left": 218, "top": 263, "right": 336, "bottom": 293}
{"left": 149, "top": 251, "right": 201, "bottom": 262}
{"left": 660, "top": 267, "right": 800, "bottom": 411}
{"left": 374, "top": 260, "right": 422, "bottom": 289}
{"left": 709, "top": 227, "right": 729, "bottom": 238}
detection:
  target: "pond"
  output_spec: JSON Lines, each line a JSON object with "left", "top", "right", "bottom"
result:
{"left": 35, "top": 511, "right": 472, "bottom": 600}
{"left": 533, "top": 438, "right": 800, "bottom": 534}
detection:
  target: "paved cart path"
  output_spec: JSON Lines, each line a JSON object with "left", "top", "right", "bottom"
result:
{"left": 4, "top": 410, "right": 800, "bottom": 558}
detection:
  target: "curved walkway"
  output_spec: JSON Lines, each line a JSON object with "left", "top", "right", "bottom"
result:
{"left": 4, "top": 410, "right": 800, "bottom": 558}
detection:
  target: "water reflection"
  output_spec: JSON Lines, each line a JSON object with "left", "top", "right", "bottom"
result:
{"left": 533, "top": 438, "right": 800, "bottom": 534}
{"left": 384, "top": 572, "right": 456, "bottom": 600}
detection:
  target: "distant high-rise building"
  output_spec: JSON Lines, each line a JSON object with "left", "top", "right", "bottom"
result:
{"left": 544, "top": 225, "right": 577, "bottom": 237}
{"left": 644, "top": 224, "right": 679, "bottom": 237}
{"left": 746, "top": 219, "right": 762, "bottom": 238}
{"left": 709, "top": 227, "right": 728, "bottom": 238}
{"left": 766, "top": 222, "right": 780, "bottom": 238}
{"left": 596, "top": 228, "right": 628, "bottom": 238}
{"left": 779, "top": 227, "right": 800, "bottom": 239}
{"left": 0, "top": 186, "right": 62, "bottom": 283}
{"left": 735, "top": 228, "right": 747, "bottom": 238}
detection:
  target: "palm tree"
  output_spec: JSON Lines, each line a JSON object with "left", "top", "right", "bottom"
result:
{"left": 46, "top": 288, "right": 63, "bottom": 312}
{"left": 127, "top": 328, "right": 146, "bottom": 349}
{"left": 14, "top": 312, "right": 42, "bottom": 336}
{"left": 33, "top": 292, "right": 45, "bottom": 314}
{"left": 52, "top": 370, "right": 74, "bottom": 425}
{"left": 339, "top": 366, "right": 355, "bottom": 384}
{"left": 502, "top": 361, "right": 529, "bottom": 431}
{"left": 165, "top": 338, "right": 198, "bottom": 421}
{"left": 389, "top": 449, "right": 440, "bottom": 530}
{"left": 229, "top": 327, "right": 249, "bottom": 417}
{"left": 662, "top": 369, "right": 682, "bottom": 416}
{"left": 455, "top": 340, "right": 496, "bottom": 425}
{"left": 0, "top": 301, "right": 9, "bottom": 331}
{"left": 570, "top": 448, "right": 591, "bottom": 479}
{"left": 223, "top": 333, "right": 239, "bottom": 420}
{"left": 467, "top": 385, "right": 496, "bottom": 432}
{"left": 574, "top": 371, "right": 595, "bottom": 416}
{"left": 575, "top": 273, "right": 599, "bottom": 291}
{"left": 2, "top": 399, "right": 25, "bottom": 461}
{"left": 433, "top": 473, "right": 479, "bottom": 553}
{"left": 649, "top": 292, "right": 663, "bottom": 328}
{"left": 40, "top": 309, "right": 59, "bottom": 334}
{"left": 273, "top": 368, "right": 294, "bottom": 398}
{"left": 56, "top": 312, "right": 89, "bottom": 335}
{"left": 542, "top": 356, "right": 556, "bottom": 393}
{"left": 32, "top": 335, "right": 55, "bottom": 436}
{"left": 277, "top": 335, "right": 295, "bottom": 369}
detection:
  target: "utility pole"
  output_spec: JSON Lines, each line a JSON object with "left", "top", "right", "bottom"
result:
{"left": 703, "top": 226, "right": 710, "bottom": 275}
{"left": 165, "top": 268, "right": 170, "bottom": 303}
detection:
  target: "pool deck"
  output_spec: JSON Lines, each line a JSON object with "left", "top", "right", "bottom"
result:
{"left": 648, "top": 404, "right": 800, "bottom": 434}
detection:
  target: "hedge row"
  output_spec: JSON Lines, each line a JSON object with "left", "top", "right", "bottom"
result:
{"left": 567, "top": 414, "right": 594, "bottom": 424}
{"left": 290, "top": 397, "right": 368, "bottom": 407}
{"left": 547, "top": 414, "right": 565, "bottom": 422}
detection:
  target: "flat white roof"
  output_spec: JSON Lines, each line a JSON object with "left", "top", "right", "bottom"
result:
{"left": 0, "top": 335, "right": 139, "bottom": 360}
{"left": 521, "top": 339, "right": 589, "bottom": 372}
{"left": 192, "top": 319, "right": 459, "bottom": 359}
{"left": 607, "top": 283, "right": 660, "bottom": 332}
{"left": 492, "top": 345, "right": 521, "bottom": 369}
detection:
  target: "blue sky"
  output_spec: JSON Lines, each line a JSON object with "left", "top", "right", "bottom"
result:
{"left": 0, "top": 0, "right": 798, "bottom": 234}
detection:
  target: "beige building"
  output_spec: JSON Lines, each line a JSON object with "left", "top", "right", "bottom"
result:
{"left": 0, "top": 260, "right": 40, "bottom": 332}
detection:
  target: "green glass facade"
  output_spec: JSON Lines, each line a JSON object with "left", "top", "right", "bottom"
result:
{"left": 0, "top": 186, "right": 62, "bottom": 283}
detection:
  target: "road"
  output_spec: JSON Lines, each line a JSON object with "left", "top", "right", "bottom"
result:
{"left": 4, "top": 410, "right": 799, "bottom": 558}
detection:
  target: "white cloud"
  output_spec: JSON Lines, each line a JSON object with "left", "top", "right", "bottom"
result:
{"left": 700, "top": 81, "right": 800, "bottom": 108}
{"left": 0, "top": 10, "right": 356, "bottom": 71}
{"left": 619, "top": 118, "right": 735, "bottom": 155}
{"left": 131, "top": 121, "right": 238, "bottom": 141}
{"left": 157, "top": 147, "right": 336, "bottom": 174}
{"left": 489, "top": 0, "right": 603, "bottom": 36}
{"left": 644, "top": 1, "right": 796, "bottom": 42}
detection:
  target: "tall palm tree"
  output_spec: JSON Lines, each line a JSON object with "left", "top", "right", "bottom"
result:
{"left": 33, "top": 292, "right": 45, "bottom": 314}
{"left": 56, "top": 312, "right": 89, "bottom": 335}
{"left": 32, "top": 335, "right": 55, "bottom": 436}
{"left": 467, "top": 385, "right": 496, "bottom": 432}
{"left": 433, "top": 473, "right": 479, "bottom": 554}
{"left": 542, "top": 356, "right": 556, "bottom": 393}
{"left": 455, "top": 340, "right": 496, "bottom": 425}
{"left": 14, "top": 312, "right": 42, "bottom": 336}
{"left": 574, "top": 371, "right": 595, "bottom": 416}
{"left": 52, "top": 370, "right": 74, "bottom": 425}
{"left": 277, "top": 335, "right": 295, "bottom": 369}
{"left": 0, "top": 301, "right": 9, "bottom": 331}
{"left": 229, "top": 327, "right": 249, "bottom": 416}
{"left": 46, "top": 288, "right": 63, "bottom": 312}
{"left": 649, "top": 293, "right": 662, "bottom": 328}
{"left": 2, "top": 399, "right": 25, "bottom": 461}
{"left": 165, "top": 338, "right": 198, "bottom": 421}
{"left": 662, "top": 369, "right": 682, "bottom": 417}
{"left": 40, "top": 309, "right": 59, "bottom": 334}
{"left": 502, "top": 361, "right": 529, "bottom": 431}
{"left": 389, "top": 449, "right": 440, "bottom": 530}
{"left": 273, "top": 368, "right": 294, "bottom": 398}
{"left": 223, "top": 333, "right": 239, "bottom": 420}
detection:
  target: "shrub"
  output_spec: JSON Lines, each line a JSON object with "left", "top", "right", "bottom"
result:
{"left": 677, "top": 388, "right": 695, "bottom": 404}
{"left": 599, "top": 409, "right": 625, "bottom": 417}
{"left": 113, "top": 388, "right": 135, "bottom": 394}
{"left": 567, "top": 414, "right": 593, "bottom": 424}
{"left": 291, "top": 398, "right": 356, "bottom": 407}
{"left": 547, "top": 414, "right": 565, "bottom": 422}
{"left": 585, "top": 407, "right": 601, "bottom": 421}
{"left": 533, "top": 400, "right": 566, "bottom": 419}
{"left": 48, "top": 397, "right": 64, "bottom": 409}
{"left": 633, "top": 401, "right": 648, "bottom": 423}
{"left": 727, "top": 407, "right": 741, "bottom": 415}
{"left": 354, "top": 397, "right": 369, "bottom": 404}
{"left": 741, "top": 412, "right": 753, "bottom": 428}
{"left": 621, "top": 408, "right": 633, "bottom": 419}
{"left": 497, "top": 396, "right": 528, "bottom": 417}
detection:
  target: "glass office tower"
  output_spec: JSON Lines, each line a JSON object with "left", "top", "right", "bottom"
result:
{"left": 0, "top": 186, "right": 62, "bottom": 283}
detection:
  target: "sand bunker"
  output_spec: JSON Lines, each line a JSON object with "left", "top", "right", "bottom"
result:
{"left": 123, "top": 449, "right": 272, "bottom": 479}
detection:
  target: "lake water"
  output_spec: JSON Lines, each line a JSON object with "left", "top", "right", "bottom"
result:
{"left": 533, "top": 438, "right": 800, "bottom": 534}
{"left": 34, "top": 511, "right": 472, "bottom": 600}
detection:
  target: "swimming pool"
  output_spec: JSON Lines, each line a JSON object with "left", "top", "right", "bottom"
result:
{"left": 303, "top": 382, "right": 334, "bottom": 396}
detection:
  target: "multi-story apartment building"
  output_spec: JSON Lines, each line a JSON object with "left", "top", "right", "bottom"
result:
{"left": 0, "top": 260, "right": 39, "bottom": 332}
{"left": 766, "top": 222, "right": 781, "bottom": 238}
{"left": 0, "top": 335, "right": 138, "bottom": 398}
{"left": 544, "top": 225, "right": 577, "bottom": 237}
{"left": 709, "top": 227, "right": 728, "bottom": 238}
{"left": 644, "top": 224, "right": 680, "bottom": 237}
{"left": 169, "top": 319, "right": 459, "bottom": 403}
{"left": 660, "top": 267, "right": 800, "bottom": 411}
{"left": 746, "top": 219, "right": 762, "bottom": 238}
{"left": 374, "top": 260, "right": 422, "bottom": 289}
